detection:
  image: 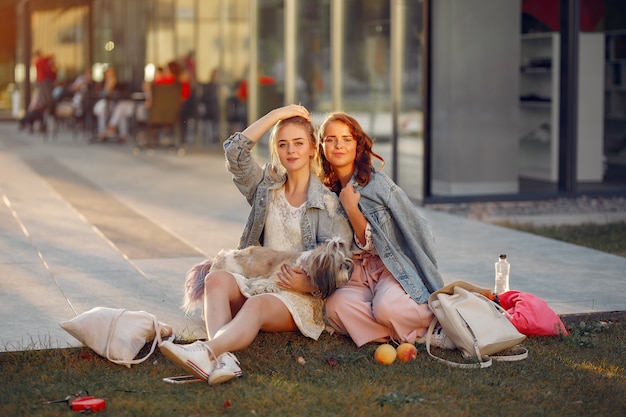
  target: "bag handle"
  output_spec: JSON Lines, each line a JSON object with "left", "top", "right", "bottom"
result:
{"left": 490, "top": 348, "right": 529, "bottom": 363}
{"left": 425, "top": 317, "right": 493, "bottom": 369}
{"left": 424, "top": 317, "right": 528, "bottom": 369}
{"left": 105, "top": 310, "right": 173, "bottom": 366}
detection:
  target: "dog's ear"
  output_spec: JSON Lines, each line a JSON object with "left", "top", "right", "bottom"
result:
{"left": 335, "top": 258, "right": 353, "bottom": 287}
{"left": 344, "top": 258, "right": 354, "bottom": 273}
{"left": 318, "top": 269, "right": 335, "bottom": 299}
{"left": 310, "top": 252, "right": 336, "bottom": 299}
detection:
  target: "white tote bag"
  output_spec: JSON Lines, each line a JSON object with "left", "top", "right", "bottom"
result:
{"left": 60, "top": 307, "right": 173, "bottom": 368}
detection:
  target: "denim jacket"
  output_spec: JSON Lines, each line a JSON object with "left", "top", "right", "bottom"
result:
{"left": 352, "top": 170, "right": 444, "bottom": 303}
{"left": 224, "top": 132, "right": 353, "bottom": 250}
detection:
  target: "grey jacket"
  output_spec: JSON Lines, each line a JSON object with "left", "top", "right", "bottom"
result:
{"left": 224, "top": 132, "right": 353, "bottom": 250}
{"left": 353, "top": 170, "right": 444, "bottom": 303}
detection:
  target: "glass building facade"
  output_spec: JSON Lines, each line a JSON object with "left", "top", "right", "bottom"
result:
{"left": 6, "top": 0, "right": 626, "bottom": 203}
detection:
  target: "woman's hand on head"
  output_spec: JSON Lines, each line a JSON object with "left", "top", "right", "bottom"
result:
{"left": 243, "top": 104, "right": 311, "bottom": 142}
{"left": 273, "top": 104, "right": 310, "bottom": 121}
{"left": 276, "top": 264, "right": 316, "bottom": 293}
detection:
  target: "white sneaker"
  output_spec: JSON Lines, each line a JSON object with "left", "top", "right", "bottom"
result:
{"left": 159, "top": 340, "right": 215, "bottom": 380}
{"left": 430, "top": 327, "right": 456, "bottom": 350}
{"left": 208, "top": 352, "right": 242, "bottom": 385}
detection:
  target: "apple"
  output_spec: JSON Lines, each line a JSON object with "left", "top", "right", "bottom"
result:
{"left": 396, "top": 343, "right": 418, "bottom": 362}
{"left": 374, "top": 343, "right": 397, "bottom": 365}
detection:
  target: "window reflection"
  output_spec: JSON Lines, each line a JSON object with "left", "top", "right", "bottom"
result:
{"left": 296, "top": 1, "right": 330, "bottom": 112}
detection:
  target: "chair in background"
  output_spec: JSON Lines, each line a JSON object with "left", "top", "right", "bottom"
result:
{"left": 133, "top": 83, "right": 182, "bottom": 154}
{"left": 50, "top": 98, "right": 80, "bottom": 139}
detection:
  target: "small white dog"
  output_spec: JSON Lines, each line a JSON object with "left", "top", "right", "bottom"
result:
{"left": 182, "top": 236, "right": 353, "bottom": 314}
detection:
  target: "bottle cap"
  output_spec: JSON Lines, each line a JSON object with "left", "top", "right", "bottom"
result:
{"left": 499, "top": 254, "right": 507, "bottom": 259}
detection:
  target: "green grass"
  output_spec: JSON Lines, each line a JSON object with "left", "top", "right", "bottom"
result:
{"left": 1, "top": 321, "right": 625, "bottom": 417}
{"left": 498, "top": 221, "right": 626, "bottom": 258}
{"left": 1, "top": 223, "right": 625, "bottom": 416}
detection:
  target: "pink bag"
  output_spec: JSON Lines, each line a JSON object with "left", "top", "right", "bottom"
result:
{"left": 498, "top": 291, "right": 568, "bottom": 336}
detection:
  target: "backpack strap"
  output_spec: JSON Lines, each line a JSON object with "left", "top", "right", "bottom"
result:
{"left": 424, "top": 316, "right": 528, "bottom": 369}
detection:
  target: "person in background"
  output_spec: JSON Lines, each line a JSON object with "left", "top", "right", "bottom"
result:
{"left": 198, "top": 68, "right": 221, "bottom": 143}
{"left": 92, "top": 67, "right": 134, "bottom": 143}
{"left": 70, "top": 68, "right": 94, "bottom": 118}
{"left": 226, "top": 71, "right": 275, "bottom": 134}
{"left": 182, "top": 50, "right": 196, "bottom": 85}
{"left": 33, "top": 50, "right": 57, "bottom": 116}
{"left": 177, "top": 62, "right": 194, "bottom": 146}
{"left": 159, "top": 105, "right": 353, "bottom": 385}
{"left": 18, "top": 87, "right": 45, "bottom": 133}
{"left": 317, "top": 111, "right": 453, "bottom": 349}
{"left": 152, "top": 65, "right": 171, "bottom": 84}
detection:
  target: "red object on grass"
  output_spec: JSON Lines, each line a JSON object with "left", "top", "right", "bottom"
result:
{"left": 70, "top": 397, "right": 106, "bottom": 412}
{"left": 499, "top": 290, "right": 569, "bottom": 337}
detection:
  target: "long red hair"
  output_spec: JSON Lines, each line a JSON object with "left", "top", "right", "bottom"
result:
{"left": 317, "top": 112, "right": 384, "bottom": 194}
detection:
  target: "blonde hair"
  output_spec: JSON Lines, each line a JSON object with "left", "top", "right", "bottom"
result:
{"left": 268, "top": 116, "right": 321, "bottom": 176}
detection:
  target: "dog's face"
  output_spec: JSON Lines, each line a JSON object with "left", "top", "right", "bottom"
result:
{"left": 306, "top": 236, "right": 353, "bottom": 299}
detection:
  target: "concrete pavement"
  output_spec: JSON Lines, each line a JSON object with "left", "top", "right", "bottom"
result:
{"left": 1, "top": 123, "right": 625, "bottom": 352}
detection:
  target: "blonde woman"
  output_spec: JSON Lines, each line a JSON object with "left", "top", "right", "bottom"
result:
{"left": 160, "top": 105, "right": 353, "bottom": 385}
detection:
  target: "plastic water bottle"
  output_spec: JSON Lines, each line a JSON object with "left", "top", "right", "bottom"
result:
{"left": 494, "top": 254, "right": 510, "bottom": 294}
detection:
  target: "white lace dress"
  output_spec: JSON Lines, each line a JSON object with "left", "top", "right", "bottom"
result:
{"left": 230, "top": 187, "right": 327, "bottom": 340}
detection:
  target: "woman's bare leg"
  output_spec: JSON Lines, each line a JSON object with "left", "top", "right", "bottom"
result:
{"left": 206, "top": 294, "right": 297, "bottom": 358}
{"left": 203, "top": 270, "right": 247, "bottom": 339}
{"left": 161, "top": 287, "right": 296, "bottom": 382}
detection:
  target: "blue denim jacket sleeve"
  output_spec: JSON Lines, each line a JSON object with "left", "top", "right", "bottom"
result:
{"left": 355, "top": 171, "right": 443, "bottom": 303}
{"left": 223, "top": 132, "right": 266, "bottom": 205}
{"left": 224, "top": 132, "right": 282, "bottom": 248}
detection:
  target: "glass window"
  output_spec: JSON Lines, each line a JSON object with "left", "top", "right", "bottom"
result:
{"left": 520, "top": 0, "right": 626, "bottom": 195}
{"left": 176, "top": 0, "right": 196, "bottom": 73}
{"left": 90, "top": 0, "right": 148, "bottom": 88}
{"left": 146, "top": 0, "right": 175, "bottom": 72}
{"left": 341, "top": 0, "right": 392, "bottom": 171}
{"left": 196, "top": 18, "right": 220, "bottom": 84}
{"left": 256, "top": 0, "right": 284, "bottom": 118}
{"left": 295, "top": 1, "right": 331, "bottom": 113}
{"left": 199, "top": 0, "right": 219, "bottom": 19}
{"left": 223, "top": 0, "right": 251, "bottom": 137}
{"left": 342, "top": 0, "right": 390, "bottom": 112}
{"left": 598, "top": 1, "right": 626, "bottom": 192}
{"left": 223, "top": 0, "right": 251, "bottom": 90}
{"left": 395, "top": 1, "right": 425, "bottom": 200}
{"left": 30, "top": 5, "right": 89, "bottom": 83}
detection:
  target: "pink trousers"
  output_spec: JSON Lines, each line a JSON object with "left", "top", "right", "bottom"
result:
{"left": 325, "top": 253, "right": 434, "bottom": 347}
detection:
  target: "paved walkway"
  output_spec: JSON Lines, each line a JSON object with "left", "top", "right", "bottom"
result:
{"left": 1, "top": 123, "right": 625, "bottom": 352}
